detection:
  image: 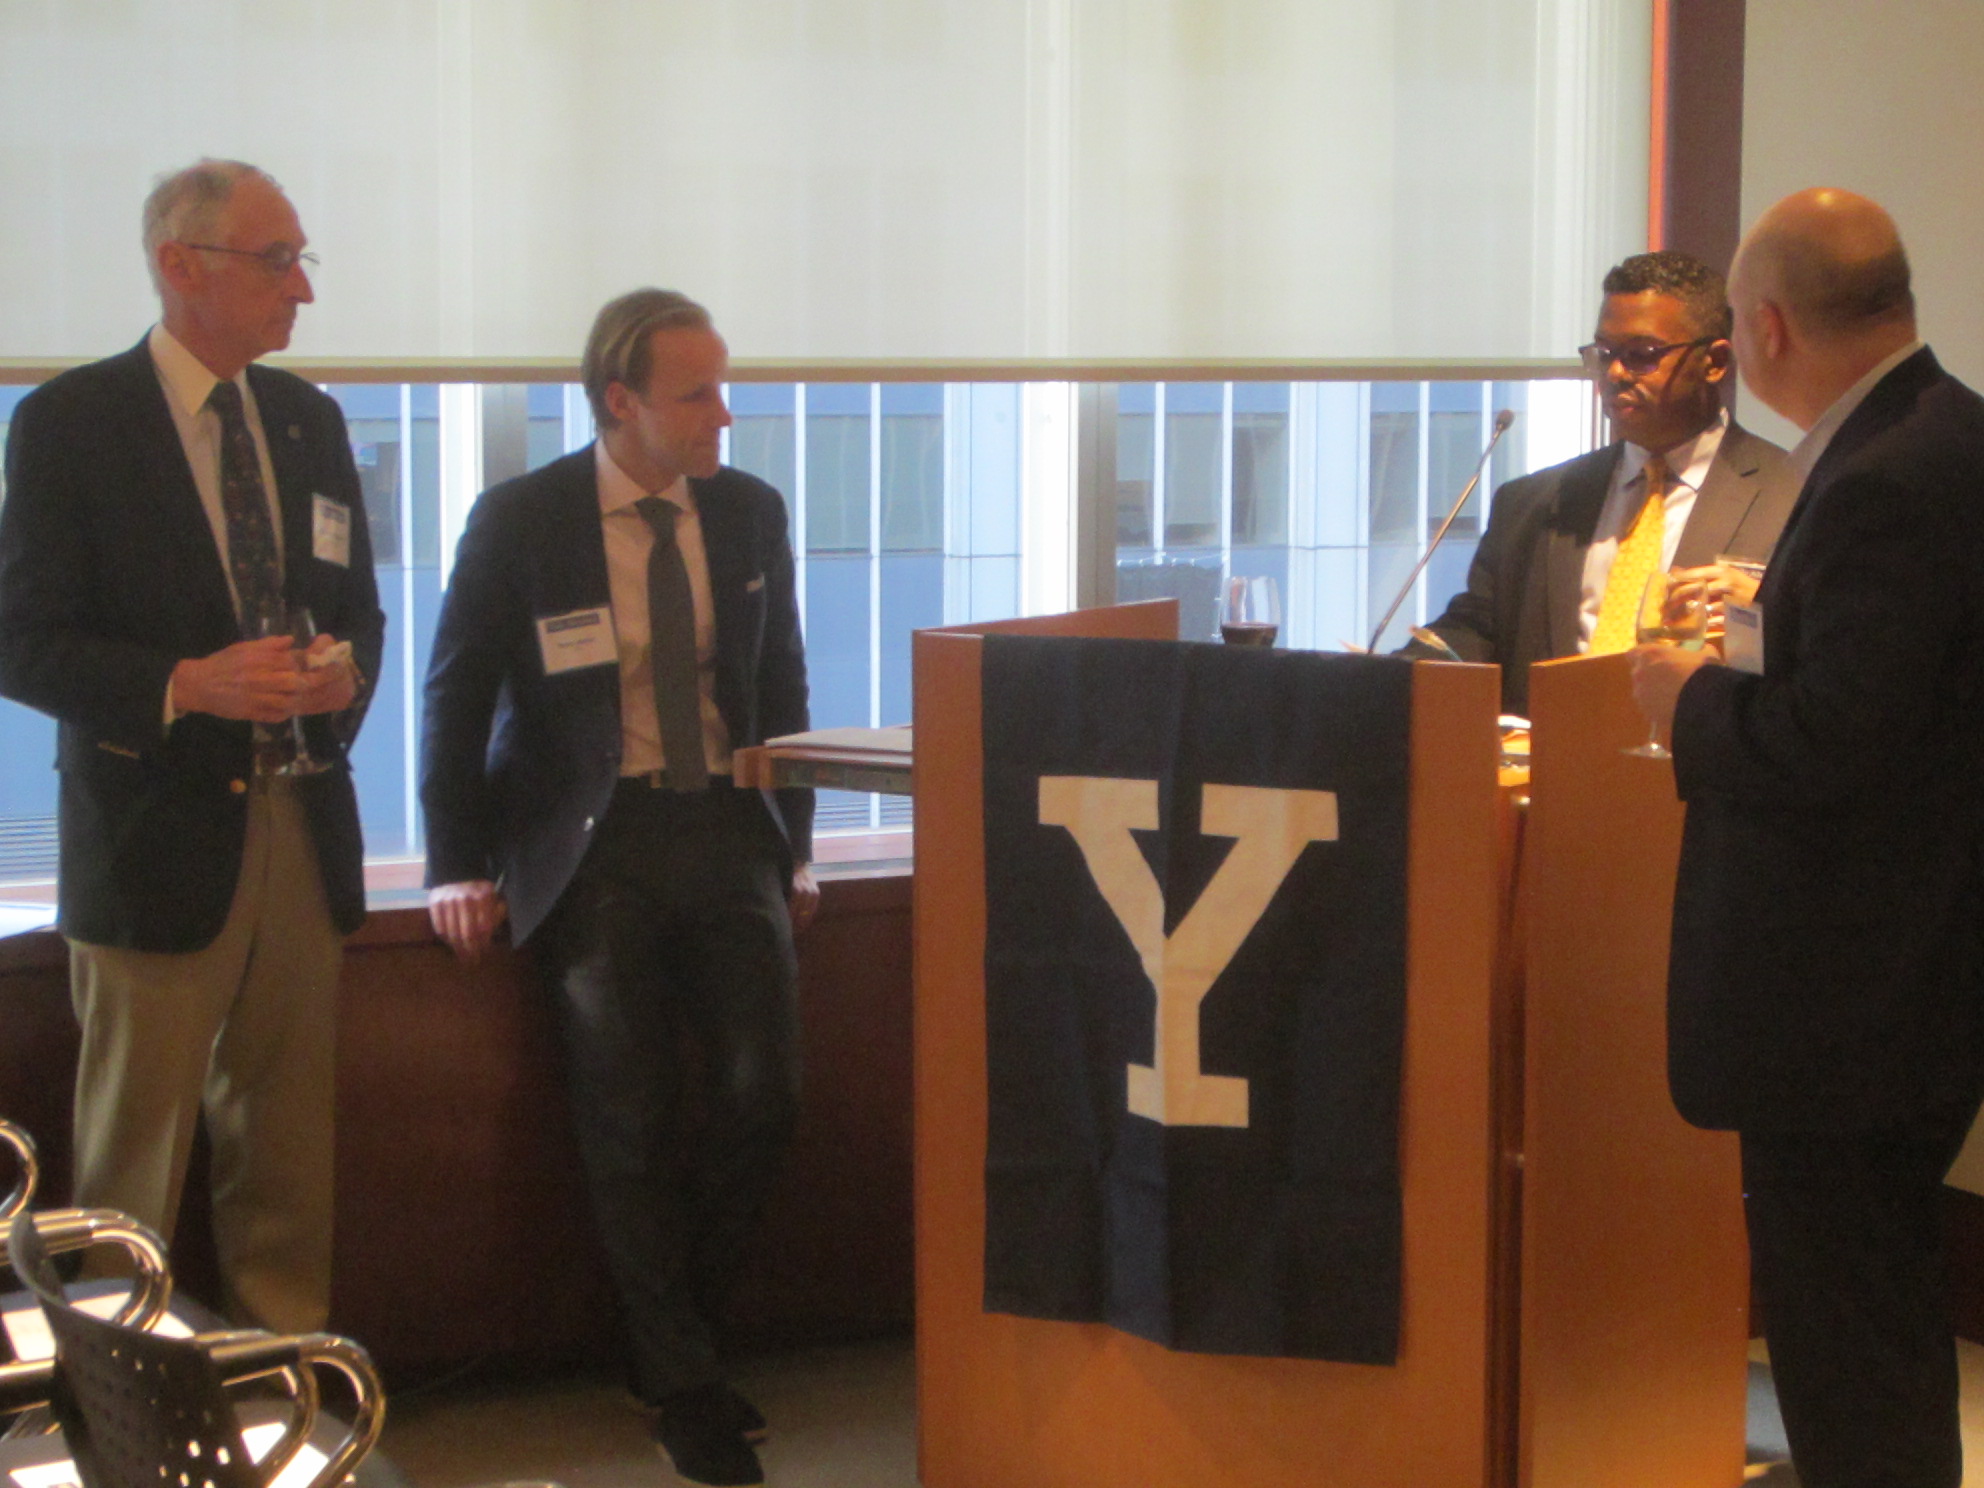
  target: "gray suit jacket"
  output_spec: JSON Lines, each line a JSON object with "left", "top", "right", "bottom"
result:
{"left": 1413, "top": 423, "right": 1794, "bottom": 714}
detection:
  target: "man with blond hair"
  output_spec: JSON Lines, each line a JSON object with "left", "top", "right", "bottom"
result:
{"left": 0, "top": 159, "right": 382, "bottom": 1332}
{"left": 1634, "top": 189, "right": 1984, "bottom": 1488}
{"left": 423, "top": 289, "right": 814, "bottom": 1488}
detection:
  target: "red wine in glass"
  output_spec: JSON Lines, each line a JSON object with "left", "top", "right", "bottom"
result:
{"left": 1220, "top": 621, "right": 1279, "bottom": 647}
{"left": 1221, "top": 576, "right": 1281, "bottom": 647}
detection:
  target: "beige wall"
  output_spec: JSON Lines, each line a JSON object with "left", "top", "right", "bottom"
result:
{"left": 1743, "top": 0, "right": 1984, "bottom": 1191}
{"left": 1739, "top": 0, "right": 1984, "bottom": 451}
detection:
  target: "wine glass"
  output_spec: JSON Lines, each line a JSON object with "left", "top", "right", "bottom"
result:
{"left": 255, "top": 603, "right": 333, "bottom": 776}
{"left": 1623, "top": 571, "right": 1707, "bottom": 759}
{"left": 1221, "top": 575, "right": 1281, "bottom": 647}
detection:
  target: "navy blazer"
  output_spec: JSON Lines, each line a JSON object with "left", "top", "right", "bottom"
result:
{"left": 419, "top": 447, "right": 813, "bottom": 947}
{"left": 1667, "top": 348, "right": 1984, "bottom": 1131}
{"left": 1417, "top": 424, "right": 1794, "bottom": 714}
{"left": 0, "top": 339, "right": 384, "bottom": 951}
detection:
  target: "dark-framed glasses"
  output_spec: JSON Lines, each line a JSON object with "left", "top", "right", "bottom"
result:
{"left": 1579, "top": 337, "right": 1714, "bottom": 378}
{"left": 182, "top": 242, "right": 320, "bottom": 276}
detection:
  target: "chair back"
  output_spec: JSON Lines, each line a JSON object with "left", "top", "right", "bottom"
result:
{"left": 10, "top": 1211, "right": 386, "bottom": 1488}
{"left": 11, "top": 1208, "right": 267, "bottom": 1488}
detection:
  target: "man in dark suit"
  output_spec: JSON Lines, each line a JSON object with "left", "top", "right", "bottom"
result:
{"left": 1414, "top": 251, "right": 1795, "bottom": 715}
{"left": 422, "top": 289, "right": 814, "bottom": 1488}
{"left": 0, "top": 159, "right": 383, "bottom": 1332}
{"left": 1633, "top": 190, "right": 1984, "bottom": 1488}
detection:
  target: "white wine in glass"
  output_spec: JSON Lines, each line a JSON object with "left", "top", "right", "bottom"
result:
{"left": 255, "top": 603, "right": 334, "bottom": 776}
{"left": 1221, "top": 575, "right": 1281, "bottom": 647}
{"left": 1624, "top": 570, "right": 1707, "bottom": 760}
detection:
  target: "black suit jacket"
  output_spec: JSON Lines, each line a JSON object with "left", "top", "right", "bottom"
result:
{"left": 0, "top": 338, "right": 384, "bottom": 951}
{"left": 1417, "top": 424, "right": 1794, "bottom": 714}
{"left": 1667, "top": 348, "right": 1984, "bottom": 1132}
{"left": 419, "top": 447, "right": 813, "bottom": 947}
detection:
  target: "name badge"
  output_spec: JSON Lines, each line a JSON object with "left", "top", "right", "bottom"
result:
{"left": 536, "top": 607, "right": 616, "bottom": 675}
{"left": 312, "top": 494, "right": 351, "bottom": 568}
{"left": 1724, "top": 601, "right": 1764, "bottom": 675}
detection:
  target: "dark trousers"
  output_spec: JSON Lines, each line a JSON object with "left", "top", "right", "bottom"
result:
{"left": 538, "top": 779, "right": 800, "bottom": 1402}
{"left": 1741, "top": 1094, "right": 1983, "bottom": 1488}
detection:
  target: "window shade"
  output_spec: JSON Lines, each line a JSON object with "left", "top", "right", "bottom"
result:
{"left": 0, "top": 0, "right": 1649, "bottom": 363}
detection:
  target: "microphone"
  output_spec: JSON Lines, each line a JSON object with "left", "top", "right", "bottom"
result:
{"left": 1365, "top": 409, "right": 1516, "bottom": 655}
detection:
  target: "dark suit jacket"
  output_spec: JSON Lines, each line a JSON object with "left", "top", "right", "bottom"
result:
{"left": 419, "top": 447, "right": 813, "bottom": 947}
{"left": 0, "top": 338, "right": 384, "bottom": 951}
{"left": 1416, "top": 424, "right": 1794, "bottom": 714}
{"left": 1667, "top": 348, "right": 1984, "bottom": 1132}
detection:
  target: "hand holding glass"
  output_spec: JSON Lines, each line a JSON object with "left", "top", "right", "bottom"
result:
{"left": 1625, "top": 571, "right": 1707, "bottom": 759}
{"left": 254, "top": 603, "right": 333, "bottom": 776}
{"left": 1221, "top": 575, "right": 1280, "bottom": 647}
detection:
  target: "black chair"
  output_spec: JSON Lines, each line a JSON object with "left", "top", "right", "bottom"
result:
{"left": 1, "top": 1121, "right": 177, "bottom": 1454}
{"left": 6, "top": 1208, "right": 384, "bottom": 1488}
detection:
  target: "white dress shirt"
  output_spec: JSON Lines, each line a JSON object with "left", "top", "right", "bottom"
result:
{"left": 595, "top": 443, "right": 732, "bottom": 779}
{"left": 147, "top": 323, "right": 286, "bottom": 617}
{"left": 148, "top": 324, "right": 289, "bottom": 725}
{"left": 1786, "top": 340, "right": 1925, "bottom": 485}
{"left": 1577, "top": 410, "right": 1730, "bottom": 651}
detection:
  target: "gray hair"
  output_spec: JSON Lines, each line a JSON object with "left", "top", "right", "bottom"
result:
{"left": 582, "top": 288, "right": 715, "bottom": 428}
{"left": 141, "top": 159, "right": 284, "bottom": 295}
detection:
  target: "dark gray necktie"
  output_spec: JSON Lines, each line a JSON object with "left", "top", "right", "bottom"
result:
{"left": 207, "top": 380, "right": 283, "bottom": 635}
{"left": 634, "top": 496, "right": 710, "bottom": 792}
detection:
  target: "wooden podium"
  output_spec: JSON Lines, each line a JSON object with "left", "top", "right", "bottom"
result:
{"left": 909, "top": 605, "right": 1747, "bottom": 1488}
{"left": 1516, "top": 650, "right": 1749, "bottom": 1488}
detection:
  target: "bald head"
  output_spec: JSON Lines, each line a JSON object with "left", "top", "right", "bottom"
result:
{"left": 1728, "top": 189, "right": 1920, "bottom": 428}
{"left": 1733, "top": 188, "right": 1915, "bottom": 341}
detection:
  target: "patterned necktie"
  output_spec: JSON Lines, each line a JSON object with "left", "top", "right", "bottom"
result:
{"left": 634, "top": 495, "right": 710, "bottom": 792}
{"left": 1590, "top": 454, "right": 1670, "bottom": 655}
{"left": 207, "top": 380, "right": 284, "bottom": 635}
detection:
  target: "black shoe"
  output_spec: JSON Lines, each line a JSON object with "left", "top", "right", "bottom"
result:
{"left": 652, "top": 1383, "right": 765, "bottom": 1486}
{"left": 717, "top": 1382, "right": 767, "bottom": 1443}
{"left": 628, "top": 1381, "right": 767, "bottom": 1442}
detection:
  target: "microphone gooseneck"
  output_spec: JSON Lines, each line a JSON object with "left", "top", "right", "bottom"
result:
{"left": 1365, "top": 409, "right": 1516, "bottom": 655}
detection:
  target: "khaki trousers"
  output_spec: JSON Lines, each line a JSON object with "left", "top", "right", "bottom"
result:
{"left": 68, "top": 778, "right": 341, "bottom": 1333}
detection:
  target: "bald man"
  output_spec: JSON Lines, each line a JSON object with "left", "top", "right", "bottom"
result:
{"left": 1633, "top": 191, "right": 1984, "bottom": 1488}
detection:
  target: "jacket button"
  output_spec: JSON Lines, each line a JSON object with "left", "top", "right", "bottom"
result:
{"left": 583, "top": 816, "right": 595, "bottom": 833}
{"left": 230, "top": 779, "right": 248, "bottom": 795}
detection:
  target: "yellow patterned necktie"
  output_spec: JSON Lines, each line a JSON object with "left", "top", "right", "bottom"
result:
{"left": 1590, "top": 455, "right": 1670, "bottom": 655}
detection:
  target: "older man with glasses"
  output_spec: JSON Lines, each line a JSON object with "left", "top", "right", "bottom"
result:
{"left": 1405, "top": 250, "right": 1797, "bottom": 715}
{"left": 0, "top": 158, "right": 383, "bottom": 1333}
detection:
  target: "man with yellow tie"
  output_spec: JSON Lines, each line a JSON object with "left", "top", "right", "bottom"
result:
{"left": 1410, "top": 251, "right": 1797, "bottom": 714}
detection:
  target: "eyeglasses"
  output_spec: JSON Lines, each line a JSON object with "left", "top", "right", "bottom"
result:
{"left": 1579, "top": 337, "right": 1714, "bottom": 378}
{"left": 182, "top": 242, "right": 320, "bottom": 276}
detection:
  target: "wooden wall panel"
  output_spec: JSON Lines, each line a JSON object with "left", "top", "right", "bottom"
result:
{"left": 0, "top": 872, "right": 913, "bottom": 1374}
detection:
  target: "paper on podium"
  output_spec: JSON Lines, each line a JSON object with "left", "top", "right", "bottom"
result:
{"left": 747, "top": 726, "right": 914, "bottom": 795}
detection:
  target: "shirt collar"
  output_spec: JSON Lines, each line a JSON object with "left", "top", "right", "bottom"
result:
{"left": 147, "top": 322, "right": 245, "bottom": 421}
{"left": 595, "top": 441, "right": 691, "bottom": 516}
{"left": 1787, "top": 339, "right": 1925, "bottom": 483}
{"left": 1617, "top": 406, "right": 1729, "bottom": 494}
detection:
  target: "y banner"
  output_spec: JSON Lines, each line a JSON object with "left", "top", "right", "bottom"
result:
{"left": 981, "top": 636, "right": 1412, "bottom": 1364}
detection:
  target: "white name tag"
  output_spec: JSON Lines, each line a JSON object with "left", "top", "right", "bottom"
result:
{"left": 1724, "top": 600, "right": 1765, "bottom": 675}
{"left": 312, "top": 494, "right": 351, "bottom": 567}
{"left": 536, "top": 607, "right": 616, "bottom": 675}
